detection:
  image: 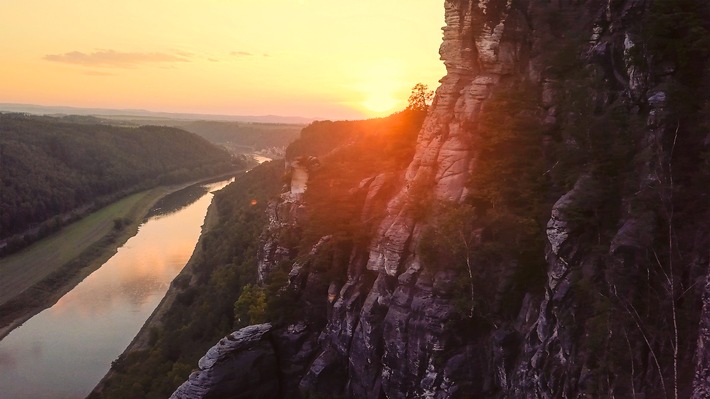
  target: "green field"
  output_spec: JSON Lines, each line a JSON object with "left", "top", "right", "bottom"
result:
{"left": 0, "top": 187, "right": 169, "bottom": 306}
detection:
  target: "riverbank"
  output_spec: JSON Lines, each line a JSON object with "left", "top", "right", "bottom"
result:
{"left": 86, "top": 160, "right": 284, "bottom": 398}
{"left": 91, "top": 199, "right": 221, "bottom": 396}
{"left": 0, "top": 171, "right": 240, "bottom": 341}
{"left": 127, "top": 199, "right": 222, "bottom": 352}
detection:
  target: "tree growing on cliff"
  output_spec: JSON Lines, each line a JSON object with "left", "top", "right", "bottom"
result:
{"left": 419, "top": 202, "right": 478, "bottom": 318}
{"left": 407, "top": 83, "right": 434, "bottom": 112}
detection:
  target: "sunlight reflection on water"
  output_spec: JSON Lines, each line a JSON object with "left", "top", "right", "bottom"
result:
{"left": 0, "top": 178, "right": 232, "bottom": 399}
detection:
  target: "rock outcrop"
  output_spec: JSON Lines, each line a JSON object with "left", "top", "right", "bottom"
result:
{"left": 175, "top": 0, "right": 710, "bottom": 398}
{"left": 171, "top": 324, "right": 277, "bottom": 399}
{"left": 257, "top": 158, "right": 315, "bottom": 282}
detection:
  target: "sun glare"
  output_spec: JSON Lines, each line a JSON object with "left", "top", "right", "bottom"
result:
{"left": 351, "top": 60, "right": 412, "bottom": 117}
{"left": 363, "top": 95, "right": 399, "bottom": 114}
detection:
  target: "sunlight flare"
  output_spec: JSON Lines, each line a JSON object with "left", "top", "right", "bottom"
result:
{"left": 363, "top": 94, "right": 399, "bottom": 114}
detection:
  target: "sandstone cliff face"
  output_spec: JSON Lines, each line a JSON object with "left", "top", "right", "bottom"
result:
{"left": 174, "top": 0, "right": 710, "bottom": 398}
{"left": 257, "top": 158, "right": 315, "bottom": 282}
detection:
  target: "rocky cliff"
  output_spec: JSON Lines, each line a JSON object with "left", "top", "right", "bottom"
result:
{"left": 174, "top": 0, "right": 710, "bottom": 398}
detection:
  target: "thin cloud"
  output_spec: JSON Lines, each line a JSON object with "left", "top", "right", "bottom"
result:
{"left": 230, "top": 51, "right": 271, "bottom": 59}
{"left": 230, "top": 51, "right": 254, "bottom": 57}
{"left": 174, "top": 50, "right": 194, "bottom": 58}
{"left": 83, "top": 70, "right": 114, "bottom": 76}
{"left": 43, "top": 50, "right": 191, "bottom": 68}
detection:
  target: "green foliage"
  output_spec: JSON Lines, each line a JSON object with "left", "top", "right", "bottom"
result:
{"left": 467, "top": 83, "right": 547, "bottom": 249}
{"left": 298, "top": 111, "right": 425, "bottom": 250}
{"left": 178, "top": 120, "right": 302, "bottom": 154}
{"left": 642, "top": 0, "right": 710, "bottom": 164}
{"left": 418, "top": 202, "right": 477, "bottom": 313}
{"left": 551, "top": 69, "right": 643, "bottom": 243}
{"left": 112, "top": 217, "right": 131, "bottom": 231}
{"left": 646, "top": 0, "right": 710, "bottom": 83}
{"left": 0, "top": 113, "right": 238, "bottom": 242}
{"left": 233, "top": 284, "right": 267, "bottom": 327}
{"left": 419, "top": 202, "right": 475, "bottom": 266}
{"left": 264, "top": 268, "right": 300, "bottom": 325}
{"left": 285, "top": 120, "right": 362, "bottom": 159}
{"left": 419, "top": 83, "right": 551, "bottom": 318}
{"left": 309, "top": 238, "right": 351, "bottom": 284}
{"left": 407, "top": 170, "right": 435, "bottom": 221}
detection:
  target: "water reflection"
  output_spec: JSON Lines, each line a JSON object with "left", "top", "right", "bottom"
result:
{"left": 0, "top": 178, "right": 232, "bottom": 399}
{"left": 146, "top": 184, "right": 209, "bottom": 219}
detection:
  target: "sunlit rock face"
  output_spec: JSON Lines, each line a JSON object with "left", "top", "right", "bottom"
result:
{"left": 366, "top": 0, "right": 522, "bottom": 277}
{"left": 327, "top": 1, "right": 530, "bottom": 396}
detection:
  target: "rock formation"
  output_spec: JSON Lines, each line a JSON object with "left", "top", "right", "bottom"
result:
{"left": 171, "top": 324, "right": 277, "bottom": 399}
{"left": 174, "top": 0, "right": 710, "bottom": 397}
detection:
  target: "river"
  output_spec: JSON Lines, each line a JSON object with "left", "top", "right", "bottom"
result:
{"left": 0, "top": 178, "right": 233, "bottom": 399}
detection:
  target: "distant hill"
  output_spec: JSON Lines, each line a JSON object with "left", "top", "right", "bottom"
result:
{"left": 0, "top": 104, "right": 306, "bottom": 157}
{"left": 176, "top": 120, "right": 302, "bottom": 155}
{"left": 0, "top": 103, "right": 315, "bottom": 125}
{"left": 0, "top": 113, "right": 238, "bottom": 242}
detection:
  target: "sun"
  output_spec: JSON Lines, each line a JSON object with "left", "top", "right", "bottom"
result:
{"left": 363, "top": 94, "right": 399, "bottom": 114}
{"left": 350, "top": 59, "right": 408, "bottom": 116}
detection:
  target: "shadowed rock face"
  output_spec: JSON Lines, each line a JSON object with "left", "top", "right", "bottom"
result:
{"left": 695, "top": 272, "right": 710, "bottom": 399}
{"left": 174, "top": 0, "right": 710, "bottom": 397}
{"left": 170, "top": 324, "right": 277, "bottom": 399}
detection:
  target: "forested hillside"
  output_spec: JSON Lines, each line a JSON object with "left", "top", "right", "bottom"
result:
{"left": 0, "top": 113, "right": 238, "bottom": 243}
{"left": 178, "top": 121, "right": 302, "bottom": 154}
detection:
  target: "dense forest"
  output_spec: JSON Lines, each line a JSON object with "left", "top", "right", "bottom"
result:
{"left": 177, "top": 120, "right": 302, "bottom": 154}
{"left": 53, "top": 116, "right": 303, "bottom": 155}
{"left": 0, "top": 113, "right": 238, "bottom": 245}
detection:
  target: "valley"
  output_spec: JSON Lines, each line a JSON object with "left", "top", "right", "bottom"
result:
{"left": 0, "top": 178, "right": 233, "bottom": 399}
{"left": 2, "top": 0, "right": 710, "bottom": 397}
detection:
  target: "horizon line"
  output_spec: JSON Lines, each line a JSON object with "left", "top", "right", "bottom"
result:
{"left": 0, "top": 102, "right": 328, "bottom": 124}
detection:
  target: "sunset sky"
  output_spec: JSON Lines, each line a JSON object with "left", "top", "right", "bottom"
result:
{"left": 0, "top": 1, "right": 446, "bottom": 120}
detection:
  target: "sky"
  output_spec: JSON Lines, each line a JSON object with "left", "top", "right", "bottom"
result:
{"left": 0, "top": 1, "right": 446, "bottom": 120}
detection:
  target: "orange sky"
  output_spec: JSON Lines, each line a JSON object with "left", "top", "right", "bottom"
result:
{"left": 0, "top": 1, "right": 445, "bottom": 120}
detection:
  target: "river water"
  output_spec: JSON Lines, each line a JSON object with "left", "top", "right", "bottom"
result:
{"left": 0, "top": 178, "right": 233, "bottom": 399}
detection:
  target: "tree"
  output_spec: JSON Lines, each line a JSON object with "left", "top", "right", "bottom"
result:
{"left": 419, "top": 201, "right": 478, "bottom": 317}
{"left": 407, "top": 83, "right": 434, "bottom": 112}
{"left": 233, "top": 284, "right": 267, "bottom": 327}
